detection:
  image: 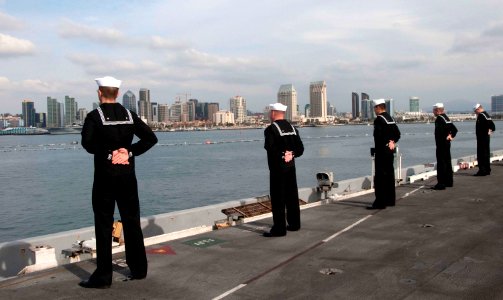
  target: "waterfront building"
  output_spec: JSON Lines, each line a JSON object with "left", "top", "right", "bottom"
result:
{"left": 361, "top": 94, "right": 372, "bottom": 120}
{"left": 77, "top": 108, "right": 87, "bottom": 124}
{"left": 208, "top": 103, "right": 220, "bottom": 122}
{"left": 122, "top": 90, "right": 137, "bottom": 113}
{"left": 309, "top": 81, "right": 327, "bottom": 122}
{"left": 188, "top": 99, "right": 197, "bottom": 121}
{"left": 151, "top": 102, "right": 159, "bottom": 123}
{"left": 304, "top": 104, "right": 310, "bottom": 118}
{"left": 196, "top": 102, "right": 208, "bottom": 120}
{"left": 22, "top": 100, "right": 36, "bottom": 127}
{"left": 158, "top": 104, "right": 170, "bottom": 123}
{"left": 35, "top": 112, "right": 46, "bottom": 128}
{"left": 138, "top": 88, "right": 151, "bottom": 123}
{"left": 230, "top": 96, "right": 246, "bottom": 124}
{"left": 352, "top": 92, "right": 359, "bottom": 119}
{"left": 64, "top": 96, "right": 77, "bottom": 126}
{"left": 213, "top": 110, "right": 235, "bottom": 125}
{"left": 277, "top": 84, "right": 298, "bottom": 121}
{"left": 410, "top": 97, "right": 420, "bottom": 112}
{"left": 492, "top": 95, "right": 503, "bottom": 114}
{"left": 385, "top": 98, "right": 395, "bottom": 117}
{"left": 327, "top": 101, "right": 336, "bottom": 116}
{"left": 46, "top": 97, "right": 62, "bottom": 128}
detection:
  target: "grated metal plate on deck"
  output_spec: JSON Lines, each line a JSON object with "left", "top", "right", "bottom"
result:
{"left": 221, "top": 196, "right": 307, "bottom": 218}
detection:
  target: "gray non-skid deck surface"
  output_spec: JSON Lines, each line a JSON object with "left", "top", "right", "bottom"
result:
{"left": 1, "top": 162, "right": 502, "bottom": 299}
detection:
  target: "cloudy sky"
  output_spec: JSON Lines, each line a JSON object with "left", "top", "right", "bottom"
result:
{"left": 1, "top": 0, "right": 503, "bottom": 114}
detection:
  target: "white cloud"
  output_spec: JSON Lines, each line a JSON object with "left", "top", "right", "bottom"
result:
{"left": 58, "top": 19, "right": 125, "bottom": 44}
{"left": 0, "top": 33, "right": 35, "bottom": 57}
{"left": 150, "top": 36, "right": 189, "bottom": 51}
{"left": 450, "top": 23, "right": 503, "bottom": 54}
{"left": 0, "top": 11, "right": 25, "bottom": 30}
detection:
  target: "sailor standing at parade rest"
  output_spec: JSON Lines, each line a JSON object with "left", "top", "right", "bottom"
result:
{"left": 473, "top": 103, "right": 496, "bottom": 176}
{"left": 432, "top": 102, "right": 458, "bottom": 190}
{"left": 80, "top": 76, "right": 158, "bottom": 289}
{"left": 368, "top": 99, "right": 400, "bottom": 210}
{"left": 263, "top": 102, "right": 304, "bottom": 237}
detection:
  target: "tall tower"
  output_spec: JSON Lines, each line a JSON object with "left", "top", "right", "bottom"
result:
{"left": 138, "top": 88, "right": 151, "bottom": 122}
{"left": 22, "top": 100, "right": 36, "bottom": 127}
{"left": 64, "top": 95, "right": 77, "bottom": 126}
{"left": 360, "top": 93, "right": 371, "bottom": 120}
{"left": 385, "top": 99, "right": 395, "bottom": 117}
{"left": 47, "top": 97, "right": 62, "bottom": 128}
{"left": 122, "top": 90, "right": 137, "bottom": 113}
{"left": 491, "top": 95, "right": 503, "bottom": 113}
{"left": 230, "top": 96, "right": 246, "bottom": 124}
{"left": 277, "top": 84, "right": 298, "bottom": 121}
{"left": 409, "top": 97, "right": 419, "bottom": 112}
{"left": 351, "top": 92, "right": 359, "bottom": 119}
{"left": 309, "top": 81, "right": 327, "bottom": 121}
{"left": 208, "top": 102, "right": 220, "bottom": 121}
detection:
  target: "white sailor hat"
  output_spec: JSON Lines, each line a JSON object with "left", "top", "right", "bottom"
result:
{"left": 473, "top": 103, "right": 481, "bottom": 111}
{"left": 433, "top": 103, "right": 444, "bottom": 108}
{"left": 372, "top": 99, "right": 385, "bottom": 106}
{"left": 95, "top": 76, "right": 122, "bottom": 88}
{"left": 269, "top": 103, "right": 287, "bottom": 112}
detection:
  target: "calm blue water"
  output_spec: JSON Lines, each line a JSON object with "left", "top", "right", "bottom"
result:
{"left": 0, "top": 121, "right": 501, "bottom": 243}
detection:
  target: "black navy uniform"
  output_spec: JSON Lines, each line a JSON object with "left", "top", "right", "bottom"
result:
{"left": 81, "top": 103, "right": 157, "bottom": 285}
{"left": 264, "top": 120, "right": 304, "bottom": 235}
{"left": 434, "top": 113, "right": 458, "bottom": 188}
{"left": 476, "top": 111, "right": 496, "bottom": 175}
{"left": 373, "top": 112, "right": 400, "bottom": 208}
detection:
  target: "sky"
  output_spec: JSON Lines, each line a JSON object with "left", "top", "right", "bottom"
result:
{"left": 1, "top": 0, "right": 503, "bottom": 114}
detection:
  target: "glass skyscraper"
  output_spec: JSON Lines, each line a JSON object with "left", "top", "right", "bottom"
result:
{"left": 277, "top": 84, "right": 298, "bottom": 121}
{"left": 351, "top": 92, "right": 359, "bottom": 119}
{"left": 492, "top": 95, "right": 503, "bottom": 113}
{"left": 309, "top": 81, "right": 327, "bottom": 121}
{"left": 22, "top": 100, "right": 35, "bottom": 127}
{"left": 122, "top": 90, "right": 137, "bottom": 113}
{"left": 409, "top": 97, "right": 420, "bottom": 112}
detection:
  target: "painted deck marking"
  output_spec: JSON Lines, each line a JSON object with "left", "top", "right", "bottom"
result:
{"left": 212, "top": 185, "right": 425, "bottom": 299}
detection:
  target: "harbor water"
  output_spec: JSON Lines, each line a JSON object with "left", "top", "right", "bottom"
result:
{"left": 0, "top": 121, "right": 501, "bottom": 243}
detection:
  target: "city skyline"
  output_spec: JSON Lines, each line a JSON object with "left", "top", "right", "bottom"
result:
{"left": 1, "top": 1, "right": 503, "bottom": 114}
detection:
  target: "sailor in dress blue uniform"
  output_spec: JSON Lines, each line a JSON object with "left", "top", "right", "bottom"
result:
{"left": 80, "top": 76, "right": 158, "bottom": 288}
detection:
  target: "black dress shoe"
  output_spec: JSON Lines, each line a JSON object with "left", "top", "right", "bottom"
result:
{"left": 431, "top": 185, "right": 445, "bottom": 190}
{"left": 126, "top": 274, "right": 146, "bottom": 281}
{"left": 263, "top": 231, "right": 286, "bottom": 237}
{"left": 473, "top": 172, "right": 487, "bottom": 176}
{"left": 286, "top": 225, "right": 300, "bottom": 231}
{"left": 79, "top": 280, "right": 111, "bottom": 289}
{"left": 366, "top": 205, "right": 385, "bottom": 210}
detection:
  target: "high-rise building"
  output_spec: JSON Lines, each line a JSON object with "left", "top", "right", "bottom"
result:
{"left": 230, "top": 96, "right": 246, "bottom": 124}
{"left": 351, "top": 92, "right": 359, "bottom": 119}
{"left": 22, "top": 100, "right": 36, "bottom": 127}
{"left": 409, "top": 97, "right": 420, "bottom": 112}
{"left": 35, "top": 112, "right": 46, "bottom": 128}
{"left": 385, "top": 99, "right": 395, "bottom": 117}
{"left": 492, "top": 95, "right": 503, "bottom": 113}
{"left": 188, "top": 99, "right": 198, "bottom": 121}
{"left": 309, "top": 81, "right": 327, "bottom": 121}
{"left": 361, "top": 93, "right": 371, "bottom": 120}
{"left": 158, "top": 104, "right": 170, "bottom": 123}
{"left": 138, "top": 88, "right": 151, "bottom": 122}
{"left": 208, "top": 102, "right": 219, "bottom": 121}
{"left": 47, "top": 97, "right": 62, "bottom": 128}
{"left": 92, "top": 102, "right": 99, "bottom": 110}
{"left": 277, "top": 84, "right": 298, "bottom": 121}
{"left": 304, "top": 104, "right": 310, "bottom": 118}
{"left": 122, "top": 90, "right": 137, "bottom": 113}
{"left": 151, "top": 102, "right": 159, "bottom": 122}
{"left": 64, "top": 95, "right": 77, "bottom": 126}
{"left": 78, "top": 108, "right": 87, "bottom": 123}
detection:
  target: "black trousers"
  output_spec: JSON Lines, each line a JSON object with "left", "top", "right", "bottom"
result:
{"left": 90, "top": 173, "right": 147, "bottom": 284}
{"left": 374, "top": 151, "right": 396, "bottom": 207}
{"left": 477, "top": 136, "right": 491, "bottom": 174}
{"left": 436, "top": 145, "right": 453, "bottom": 186}
{"left": 269, "top": 168, "right": 300, "bottom": 234}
